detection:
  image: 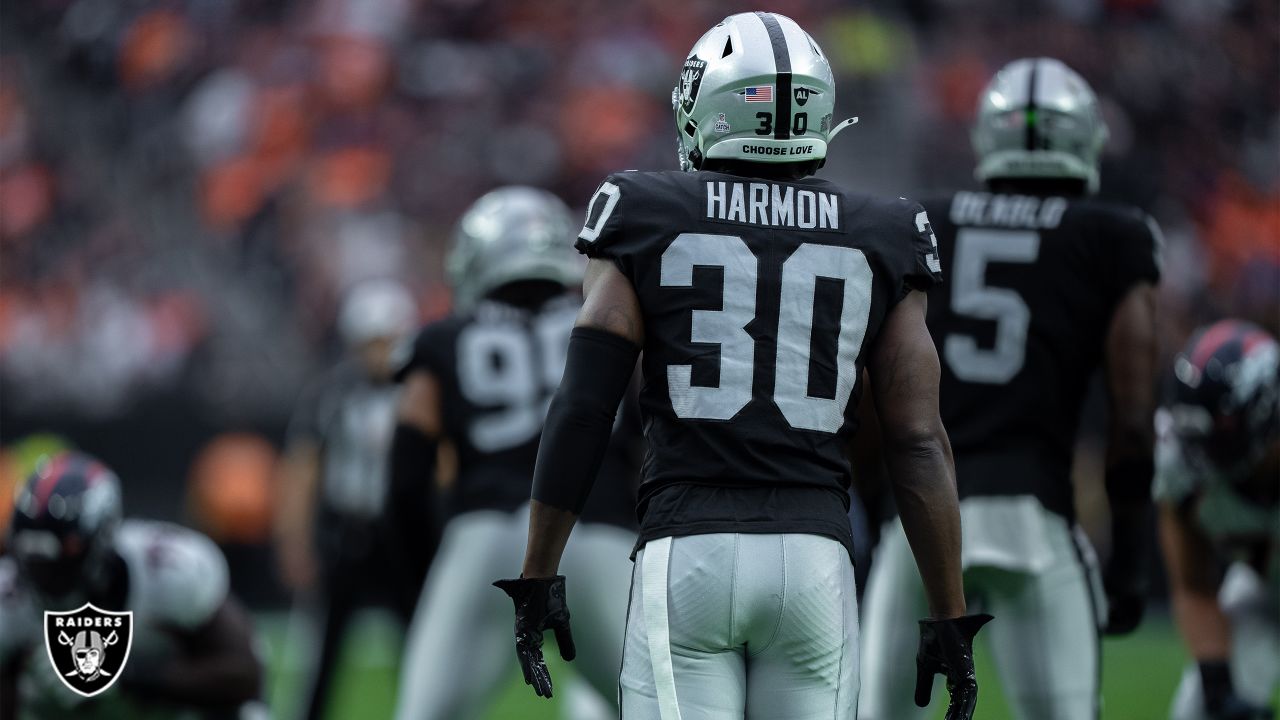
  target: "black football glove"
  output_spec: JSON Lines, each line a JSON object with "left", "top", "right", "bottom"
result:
{"left": 915, "top": 613, "right": 993, "bottom": 720}
{"left": 1201, "top": 660, "right": 1275, "bottom": 720}
{"left": 1102, "top": 503, "right": 1152, "bottom": 636}
{"left": 1102, "top": 583, "right": 1146, "bottom": 636}
{"left": 493, "top": 575, "right": 576, "bottom": 699}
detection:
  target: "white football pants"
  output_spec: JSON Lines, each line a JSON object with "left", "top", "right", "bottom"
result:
{"left": 620, "top": 533, "right": 860, "bottom": 720}
{"left": 1170, "top": 562, "right": 1280, "bottom": 719}
{"left": 393, "top": 506, "right": 635, "bottom": 720}
{"left": 859, "top": 497, "right": 1103, "bottom": 720}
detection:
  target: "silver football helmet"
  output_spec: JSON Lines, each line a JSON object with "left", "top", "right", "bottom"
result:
{"left": 673, "top": 12, "right": 857, "bottom": 172}
{"left": 972, "top": 58, "right": 1109, "bottom": 193}
{"left": 447, "top": 186, "right": 584, "bottom": 311}
{"left": 337, "top": 279, "right": 417, "bottom": 346}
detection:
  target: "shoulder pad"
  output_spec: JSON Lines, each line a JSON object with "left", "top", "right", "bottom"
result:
{"left": 118, "top": 521, "right": 229, "bottom": 629}
{"left": 895, "top": 196, "right": 944, "bottom": 291}
{"left": 575, "top": 173, "right": 630, "bottom": 256}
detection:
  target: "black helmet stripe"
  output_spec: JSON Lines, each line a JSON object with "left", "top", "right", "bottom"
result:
{"left": 755, "top": 12, "right": 792, "bottom": 140}
{"left": 1025, "top": 58, "right": 1039, "bottom": 151}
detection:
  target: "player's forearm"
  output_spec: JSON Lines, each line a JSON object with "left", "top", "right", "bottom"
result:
{"left": 1104, "top": 492, "right": 1153, "bottom": 596}
{"left": 525, "top": 326, "right": 639, "bottom": 574}
{"left": 885, "top": 424, "right": 967, "bottom": 619}
{"left": 1170, "top": 587, "right": 1231, "bottom": 661}
{"left": 1103, "top": 418, "right": 1156, "bottom": 590}
{"left": 522, "top": 500, "right": 579, "bottom": 578}
{"left": 1102, "top": 282, "right": 1158, "bottom": 584}
{"left": 387, "top": 424, "right": 440, "bottom": 529}
{"left": 1159, "top": 503, "right": 1230, "bottom": 660}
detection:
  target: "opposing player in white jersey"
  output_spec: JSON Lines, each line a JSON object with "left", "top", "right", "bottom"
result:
{"left": 1156, "top": 321, "right": 1279, "bottom": 720}
{"left": 389, "top": 187, "right": 640, "bottom": 720}
{"left": 0, "top": 452, "right": 263, "bottom": 720}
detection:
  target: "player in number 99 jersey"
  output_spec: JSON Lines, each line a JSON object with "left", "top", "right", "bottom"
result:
{"left": 494, "top": 13, "right": 988, "bottom": 720}
{"left": 389, "top": 187, "right": 640, "bottom": 720}
{"left": 858, "top": 59, "right": 1163, "bottom": 720}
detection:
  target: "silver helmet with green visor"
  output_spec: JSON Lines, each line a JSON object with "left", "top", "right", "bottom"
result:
{"left": 972, "top": 58, "right": 1109, "bottom": 193}
{"left": 446, "top": 186, "right": 585, "bottom": 312}
{"left": 673, "top": 12, "right": 857, "bottom": 173}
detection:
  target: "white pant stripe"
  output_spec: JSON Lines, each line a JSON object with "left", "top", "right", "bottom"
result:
{"left": 641, "top": 537, "right": 683, "bottom": 720}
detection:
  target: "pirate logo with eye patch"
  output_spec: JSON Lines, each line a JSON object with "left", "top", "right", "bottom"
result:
{"left": 44, "top": 603, "right": 132, "bottom": 697}
{"left": 677, "top": 57, "right": 708, "bottom": 114}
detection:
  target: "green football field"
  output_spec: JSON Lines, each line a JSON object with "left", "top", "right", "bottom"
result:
{"left": 258, "top": 610, "right": 1273, "bottom": 720}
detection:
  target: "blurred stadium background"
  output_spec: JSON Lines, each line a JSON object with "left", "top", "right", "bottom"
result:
{"left": 0, "top": 0, "right": 1275, "bottom": 717}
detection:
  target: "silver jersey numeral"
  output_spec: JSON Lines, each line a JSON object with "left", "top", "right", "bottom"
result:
{"left": 944, "top": 228, "right": 1040, "bottom": 384}
{"left": 457, "top": 308, "right": 575, "bottom": 451}
{"left": 660, "top": 233, "right": 872, "bottom": 433}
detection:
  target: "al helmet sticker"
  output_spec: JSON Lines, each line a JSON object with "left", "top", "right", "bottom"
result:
{"left": 678, "top": 57, "right": 707, "bottom": 114}
{"left": 43, "top": 603, "right": 133, "bottom": 698}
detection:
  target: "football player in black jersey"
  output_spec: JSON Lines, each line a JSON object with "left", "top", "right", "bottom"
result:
{"left": 1156, "top": 321, "right": 1278, "bottom": 720}
{"left": 493, "top": 12, "right": 987, "bottom": 720}
{"left": 276, "top": 280, "right": 419, "bottom": 720}
{"left": 389, "top": 186, "right": 640, "bottom": 720}
{"left": 858, "top": 59, "right": 1163, "bottom": 720}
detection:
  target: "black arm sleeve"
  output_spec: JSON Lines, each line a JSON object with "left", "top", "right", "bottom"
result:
{"left": 388, "top": 423, "right": 439, "bottom": 505}
{"left": 385, "top": 423, "right": 441, "bottom": 612}
{"left": 1103, "top": 456, "right": 1156, "bottom": 590}
{"left": 1105, "top": 456, "right": 1156, "bottom": 505}
{"left": 531, "top": 327, "right": 641, "bottom": 514}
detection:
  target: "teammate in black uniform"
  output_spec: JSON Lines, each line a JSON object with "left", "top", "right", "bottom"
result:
{"left": 275, "top": 280, "right": 419, "bottom": 720}
{"left": 389, "top": 186, "right": 639, "bottom": 720}
{"left": 858, "top": 58, "right": 1163, "bottom": 720}
{"left": 494, "top": 13, "right": 988, "bottom": 720}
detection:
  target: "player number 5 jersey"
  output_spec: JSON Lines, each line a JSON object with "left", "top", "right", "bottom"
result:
{"left": 922, "top": 190, "right": 1162, "bottom": 520}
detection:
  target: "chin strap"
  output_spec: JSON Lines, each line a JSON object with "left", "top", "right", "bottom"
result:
{"left": 827, "top": 116, "right": 860, "bottom": 142}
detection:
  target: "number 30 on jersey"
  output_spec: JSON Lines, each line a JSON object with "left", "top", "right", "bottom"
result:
{"left": 661, "top": 233, "right": 872, "bottom": 434}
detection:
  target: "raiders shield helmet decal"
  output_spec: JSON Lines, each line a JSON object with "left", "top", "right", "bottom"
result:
{"left": 43, "top": 603, "right": 133, "bottom": 697}
{"left": 678, "top": 57, "right": 707, "bottom": 114}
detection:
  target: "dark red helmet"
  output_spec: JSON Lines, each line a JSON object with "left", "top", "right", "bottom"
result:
{"left": 1170, "top": 320, "right": 1280, "bottom": 485}
{"left": 8, "top": 452, "right": 122, "bottom": 600}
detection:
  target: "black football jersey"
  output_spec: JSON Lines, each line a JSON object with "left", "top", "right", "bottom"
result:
{"left": 287, "top": 361, "right": 398, "bottom": 519}
{"left": 576, "top": 169, "right": 942, "bottom": 557}
{"left": 922, "top": 190, "right": 1162, "bottom": 520}
{"left": 396, "top": 294, "right": 639, "bottom": 528}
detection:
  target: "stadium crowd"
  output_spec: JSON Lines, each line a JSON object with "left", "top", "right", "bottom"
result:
{"left": 0, "top": 0, "right": 1275, "bottom": 421}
